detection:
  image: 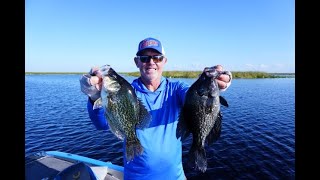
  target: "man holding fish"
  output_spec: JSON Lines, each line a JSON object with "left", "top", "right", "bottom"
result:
{"left": 80, "top": 37, "right": 232, "bottom": 179}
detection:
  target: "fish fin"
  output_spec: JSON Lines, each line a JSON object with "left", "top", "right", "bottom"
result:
{"left": 188, "top": 145, "right": 207, "bottom": 173}
{"left": 206, "top": 111, "right": 222, "bottom": 145}
{"left": 176, "top": 111, "right": 190, "bottom": 141}
{"left": 136, "top": 99, "right": 151, "bottom": 129}
{"left": 92, "top": 98, "right": 103, "bottom": 110}
{"left": 219, "top": 96, "right": 229, "bottom": 107}
{"left": 125, "top": 137, "right": 143, "bottom": 162}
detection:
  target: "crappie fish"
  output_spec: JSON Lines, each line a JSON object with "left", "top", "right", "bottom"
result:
{"left": 176, "top": 67, "right": 229, "bottom": 172}
{"left": 93, "top": 65, "right": 151, "bottom": 162}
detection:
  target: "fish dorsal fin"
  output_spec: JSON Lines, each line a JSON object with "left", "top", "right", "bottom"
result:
{"left": 219, "top": 96, "right": 229, "bottom": 107}
{"left": 136, "top": 98, "right": 152, "bottom": 129}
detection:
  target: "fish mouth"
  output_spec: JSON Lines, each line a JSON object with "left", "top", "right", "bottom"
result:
{"left": 92, "top": 64, "right": 112, "bottom": 77}
{"left": 204, "top": 67, "right": 216, "bottom": 77}
{"left": 100, "top": 64, "right": 111, "bottom": 70}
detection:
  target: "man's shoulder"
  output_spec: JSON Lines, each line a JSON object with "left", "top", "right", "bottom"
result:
{"left": 165, "top": 78, "right": 190, "bottom": 90}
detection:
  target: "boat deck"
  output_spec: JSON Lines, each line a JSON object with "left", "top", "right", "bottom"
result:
{"left": 25, "top": 153, "right": 123, "bottom": 180}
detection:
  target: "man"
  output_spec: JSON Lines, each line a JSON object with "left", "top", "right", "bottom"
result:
{"left": 80, "top": 37, "right": 232, "bottom": 179}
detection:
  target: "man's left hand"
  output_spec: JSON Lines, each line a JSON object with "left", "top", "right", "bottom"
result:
{"left": 203, "top": 65, "right": 232, "bottom": 91}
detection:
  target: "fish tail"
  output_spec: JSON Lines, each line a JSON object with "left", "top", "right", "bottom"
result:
{"left": 188, "top": 145, "right": 207, "bottom": 173}
{"left": 125, "top": 138, "right": 143, "bottom": 161}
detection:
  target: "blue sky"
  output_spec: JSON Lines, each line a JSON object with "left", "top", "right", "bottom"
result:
{"left": 25, "top": 0, "right": 295, "bottom": 73}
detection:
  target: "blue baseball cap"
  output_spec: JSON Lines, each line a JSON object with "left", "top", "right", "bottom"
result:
{"left": 136, "top": 37, "right": 166, "bottom": 56}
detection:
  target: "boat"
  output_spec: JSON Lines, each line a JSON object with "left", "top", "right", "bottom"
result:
{"left": 25, "top": 151, "right": 124, "bottom": 180}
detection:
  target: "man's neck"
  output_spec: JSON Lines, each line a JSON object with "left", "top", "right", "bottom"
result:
{"left": 140, "top": 77, "right": 162, "bottom": 92}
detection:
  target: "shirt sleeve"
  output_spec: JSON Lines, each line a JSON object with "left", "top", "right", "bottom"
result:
{"left": 87, "top": 98, "right": 109, "bottom": 130}
{"left": 175, "top": 81, "right": 190, "bottom": 105}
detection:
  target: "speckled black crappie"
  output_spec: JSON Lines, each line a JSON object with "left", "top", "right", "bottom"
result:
{"left": 176, "top": 67, "right": 229, "bottom": 172}
{"left": 93, "top": 65, "right": 151, "bottom": 162}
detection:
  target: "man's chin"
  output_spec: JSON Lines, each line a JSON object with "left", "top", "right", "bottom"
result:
{"left": 142, "top": 71, "right": 159, "bottom": 80}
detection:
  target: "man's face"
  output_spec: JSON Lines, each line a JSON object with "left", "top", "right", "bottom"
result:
{"left": 134, "top": 49, "right": 167, "bottom": 82}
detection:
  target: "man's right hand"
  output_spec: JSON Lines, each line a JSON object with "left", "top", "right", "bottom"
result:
{"left": 79, "top": 66, "right": 103, "bottom": 102}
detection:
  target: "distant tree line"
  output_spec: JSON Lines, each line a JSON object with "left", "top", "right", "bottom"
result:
{"left": 25, "top": 71, "right": 294, "bottom": 78}
{"left": 124, "top": 71, "right": 294, "bottom": 78}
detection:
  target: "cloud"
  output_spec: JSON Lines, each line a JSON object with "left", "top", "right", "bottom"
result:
{"left": 239, "top": 63, "right": 294, "bottom": 73}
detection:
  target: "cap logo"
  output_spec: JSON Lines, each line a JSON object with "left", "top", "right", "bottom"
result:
{"left": 140, "top": 40, "right": 159, "bottom": 49}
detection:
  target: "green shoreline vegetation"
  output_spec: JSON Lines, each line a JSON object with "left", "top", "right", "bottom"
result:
{"left": 25, "top": 71, "right": 294, "bottom": 78}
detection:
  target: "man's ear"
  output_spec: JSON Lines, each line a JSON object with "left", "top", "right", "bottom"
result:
{"left": 163, "top": 57, "right": 168, "bottom": 64}
{"left": 134, "top": 57, "right": 139, "bottom": 67}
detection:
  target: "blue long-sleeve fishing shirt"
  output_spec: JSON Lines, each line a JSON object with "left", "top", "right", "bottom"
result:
{"left": 87, "top": 76, "right": 189, "bottom": 180}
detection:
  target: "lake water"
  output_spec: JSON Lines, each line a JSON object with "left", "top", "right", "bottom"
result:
{"left": 25, "top": 74, "right": 295, "bottom": 179}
